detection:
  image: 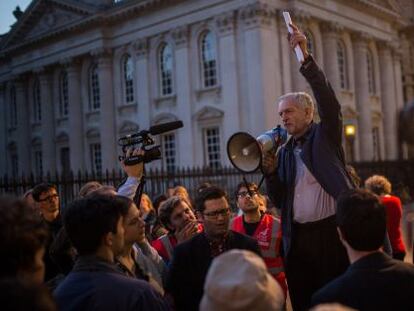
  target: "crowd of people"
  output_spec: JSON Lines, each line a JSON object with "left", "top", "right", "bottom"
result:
{"left": 1, "top": 23, "right": 414, "bottom": 311}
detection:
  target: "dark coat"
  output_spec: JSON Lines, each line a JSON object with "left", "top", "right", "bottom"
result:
{"left": 265, "top": 56, "right": 354, "bottom": 257}
{"left": 311, "top": 252, "right": 414, "bottom": 310}
{"left": 54, "top": 256, "right": 169, "bottom": 311}
{"left": 166, "top": 231, "right": 261, "bottom": 311}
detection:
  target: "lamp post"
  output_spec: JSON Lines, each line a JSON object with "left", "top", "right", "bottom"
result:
{"left": 344, "top": 124, "right": 356, "bottom": 162}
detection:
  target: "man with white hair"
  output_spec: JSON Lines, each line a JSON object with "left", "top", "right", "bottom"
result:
{"left": 262, "top": 23, "right": 354, "bottom": 310}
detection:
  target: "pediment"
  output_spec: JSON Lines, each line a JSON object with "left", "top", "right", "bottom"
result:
{"left": 341, "top": 105, "right": 358, "bottom": 119}
{"left": 152, "top": 113, "right": 178, "bottom": 125}
{"left": 194, "top": 106, "right": 224, "bottom": 121}
{"left": 2, "top": 0, "right": 96, "bottom": 49}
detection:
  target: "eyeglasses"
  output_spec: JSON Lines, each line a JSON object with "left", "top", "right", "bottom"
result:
{"left": 237, "top": 190, "right": 258, "bottom": 198}
{"left": 203, "top": 208, "right": 230, "bottom": 218}
{"left": 38, "top": 194, "right": 59, "bottom": 202}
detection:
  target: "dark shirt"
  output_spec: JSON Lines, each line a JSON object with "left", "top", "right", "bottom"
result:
{"left": 44, "top": 216, "right": 63, "bottom": 282}
{"left": 242, "top": 217, "right": 260, "bottom": 236}
{"left": 54, "top": 256, "right": 169, "bottom": 311}
{"left": 167, "top": 231, "right": 261, "bottom": 311}
{"left": 311, "top": 252, "right": 414, "bottom": 311}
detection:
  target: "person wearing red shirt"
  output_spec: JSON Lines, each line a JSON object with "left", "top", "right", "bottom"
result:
{"left": 365, "top": 175, "right": 406, "bottom": 260}
{"left": 231, "top": 182, "right": 286, "bottom": 296}
{"left": 151, "top": 196, "right": 202, "bottom": 264}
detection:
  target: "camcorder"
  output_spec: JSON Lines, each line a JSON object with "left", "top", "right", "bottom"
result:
{"left": 118, "top": 121, "right": 183, "bottom": 166}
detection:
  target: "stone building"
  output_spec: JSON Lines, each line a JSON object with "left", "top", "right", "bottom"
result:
{"left": 0, "top": 0, "right": 409, "bottom": 177}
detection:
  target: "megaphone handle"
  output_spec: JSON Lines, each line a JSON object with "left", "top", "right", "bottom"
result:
{"left": 242, "top": 176, "right": 254, "bottom": 197}
{"left": 257, "top": 175, "right": 265, "bottom": 190}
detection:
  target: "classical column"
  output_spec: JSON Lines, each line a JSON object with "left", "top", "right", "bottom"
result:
{"left": 14, "top": 78, "right": 31, "bottom": 175}
{"left": 38, "top": 69, "right": 56, "bottom": 175}
{"left": 0, "top": 84, "right": 6, "bottom": 176}
{"left": 171, "top": 25, "right": 195, "bottom": 166}
{"left": 279, "top": 24, "right": 292, "bottom": 94}
{"left": 65, "top": 58, "right": 85, "bottom": 172}
{"left": 392, "top": 49, "right": 408, "bottom": 159}
{"left": 352, "top": 33, "right": 373, "bottom": 161}
{"left": 240, "top": 3, "right": 282, "bottom": 135}
{"left": 378, "top": 44, "right": 398, "bottom": 160}
{"left": 133, "top": 38, "right": 151, "bottom": 131}
{"left": 216, "top": 11, "right": 241, "bottom": 146}
{"left": 93, "top": 49, "right": 117, "bottom": 171}
{"left": 320, "top": 22, "right": 342, "bottom": 91}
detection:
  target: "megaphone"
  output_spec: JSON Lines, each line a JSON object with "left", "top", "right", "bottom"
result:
{"left": 227, "top": 125, "right": 288, "bottom": 173}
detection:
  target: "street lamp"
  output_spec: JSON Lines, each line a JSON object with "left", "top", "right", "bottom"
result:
{"left": 344, "top": 124, "right": 356, "bottom": 162}
{"left": 345, "top": 124, "right": 356, "bottom": 137}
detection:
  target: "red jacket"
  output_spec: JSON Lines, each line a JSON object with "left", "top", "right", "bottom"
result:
{"left": 231, "top": 213, "right": 287, "bottom": 296}
{"left": 381, "top": 195, "right": 406, "bottom": 254}
{"left": 151, "top": 224, "right": 203, "bottom": 263}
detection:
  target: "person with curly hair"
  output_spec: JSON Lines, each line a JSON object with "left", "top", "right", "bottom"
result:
{"left": 365, "top": 175, "right": 407, "bottom": 261}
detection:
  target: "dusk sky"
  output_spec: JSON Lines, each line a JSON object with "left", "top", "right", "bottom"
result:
{"left": 0, "top": 0, "right": 32, "bottom": 35}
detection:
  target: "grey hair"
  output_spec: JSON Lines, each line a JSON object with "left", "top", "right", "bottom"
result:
{"left": 278, "top": 92, "right": 315, "bottom": 112}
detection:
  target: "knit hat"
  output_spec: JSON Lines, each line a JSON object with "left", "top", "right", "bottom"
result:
{"left": 200, "top": 250, "right": 284, "bottom": 311}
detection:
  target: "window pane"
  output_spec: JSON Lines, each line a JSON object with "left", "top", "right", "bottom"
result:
{"left": 59, "top": 71, "right": 69, "bottom": 117}
{"left": 367, "top": 51, "right": 375, "bottom": 94}
{"left": 162, "top": 133, "right": 176, "bottom": 173}
{"left": 123, "top": 55, "right": 134, "bottom": 103}
{"left": 160, "top": 44, "right": 173, "bottom": 96}
{"left": 201, "top": 32, "right": 217, "bottom": 88}
{"left": 90, "top": 65, "right": 100, "bottom": 110}
{"left": 304, "top": 30, "right": 315, "bottom": 57}
{"left": 337, "top": 41, "right": 348, "bottom": 90}
{"left": 90, "top": 143, "right": 102, "bottom": 173}
{"left": 204, "top": 127, "right": 221, "bottom": 169}
{"left": 33, "top": 80, "right": 42, "bottom": 122}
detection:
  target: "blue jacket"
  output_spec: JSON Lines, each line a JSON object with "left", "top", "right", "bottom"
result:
{"left": 265, "top": 56, "right": 354, "bottom": 257}
{"left": 54, "top": 256, "right": 170, "bottom": 311}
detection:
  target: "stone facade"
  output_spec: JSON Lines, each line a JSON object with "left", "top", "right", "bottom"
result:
{"left": 0, "top": 0, "right": 410, "bottom": 177}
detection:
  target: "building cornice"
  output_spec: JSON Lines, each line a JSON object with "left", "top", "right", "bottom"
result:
{"left": 0, "top": 0, "right": 186, "bottom": 57}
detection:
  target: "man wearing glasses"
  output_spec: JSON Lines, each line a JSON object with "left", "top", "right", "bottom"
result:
{"left": 231, "top": 182, "right": 286, "bottom": 297}
{"left": 32, "top": 183, "right": 62, "bottom": 283}
{"left": 166, "top": 186, "right": 261, "bottom": 311}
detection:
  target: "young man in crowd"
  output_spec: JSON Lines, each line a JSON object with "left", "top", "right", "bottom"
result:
{"left": 152, "top": 196, "right": 201, "bottom": 264}
{"left": 231, "top": 182, "right": 286, "bottom": 295}
{"left": 32, "top": 183, "right": 63, "bottom": 282}
{"left": 311, "top": 189, "right": 414, "bottom": 310}
{"left": 166, "top": 186, "right": 261, "bottom": 311}
{"left": 54, "top": 195, "right": 169, "bottom": 310}
{"left": 116, "top": 196, "right": 167, "bottom": 294}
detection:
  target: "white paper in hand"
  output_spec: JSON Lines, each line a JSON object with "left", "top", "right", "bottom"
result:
{"left": 282, "top": 11, "right": 305, "bottom": 63}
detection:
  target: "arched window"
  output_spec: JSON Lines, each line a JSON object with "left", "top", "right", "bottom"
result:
{"left": 304, "top": 30, "right": 315, "bottom": 57}
{"left": 367, "top": 50, "right": 376, "bottom": 94}
{"left": 9, "top": 86, "right": 17, "bottom": 128}
{"left": 159, "top": 43, "right": 173, "bottom": 96}
{"left": 59, "top": 71, "right": 69, "bottom": 117}
{"left": 122, "top": 54, "right": 134, "bottom": 103}
{"left": 200, "top": 31, "right": 217, "bottom": 88}
{"left": 33, "top": 79, "right": 42, "bottom": 122}
{"left": 337, "top": 40, "right": 348, "bottom": 90}
{"left": 89, "top": 64, "right": 100, "bottom": 110}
